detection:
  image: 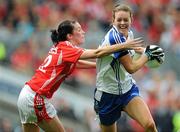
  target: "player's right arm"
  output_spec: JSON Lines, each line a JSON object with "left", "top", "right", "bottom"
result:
{"left": 119, "top": 54, "right": 148, "bottom": 74}
{"left": 119, "top": 45, "right": 164, "bottom": 74}
{"left": 79, "top": 38, "right": 143, "bottom": 59}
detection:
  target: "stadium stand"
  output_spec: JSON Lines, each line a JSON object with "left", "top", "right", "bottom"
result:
{"left": 0, "top": 0, "right": 179, "bottom": 132}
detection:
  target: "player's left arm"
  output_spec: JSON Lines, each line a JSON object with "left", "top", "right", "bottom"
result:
{"left": 76, "top": 60, "right": 96, "bottom": 69}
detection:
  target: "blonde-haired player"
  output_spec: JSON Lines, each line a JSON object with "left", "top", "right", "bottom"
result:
{"left": 94, "top": 4, "right": 163, "bottom": 132}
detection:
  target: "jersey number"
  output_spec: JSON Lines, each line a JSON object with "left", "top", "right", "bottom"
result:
{"left": 39, "top": 55, "right": 52, "bottom": 73}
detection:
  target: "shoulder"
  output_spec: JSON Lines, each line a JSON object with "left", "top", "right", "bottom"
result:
{"left": 55, "top": 41, "right": 67, "bottom": 48}
{"left": 108, "top": 28, "right": 121, "bottom": 45}
{"left": 100, "top": 28, "right": 115, "bottom": 46}
{"left": 57, "top": 41, "right": 78, "bottom": 48}
{"left": 60, "top": 41, "right": 72, "bottom": 46}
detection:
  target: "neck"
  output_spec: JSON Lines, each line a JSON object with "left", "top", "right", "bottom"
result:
{"left": 113, "top": 25, "right": 128, "bottom": 38}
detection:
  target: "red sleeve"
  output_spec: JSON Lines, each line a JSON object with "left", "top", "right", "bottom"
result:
{"left": 60, "top": 41, "right": 84, "bottom": 63}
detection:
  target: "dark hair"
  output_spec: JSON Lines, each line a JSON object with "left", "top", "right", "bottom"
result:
{"left": 51, "top": 20, "right": 77, "bottom": 44}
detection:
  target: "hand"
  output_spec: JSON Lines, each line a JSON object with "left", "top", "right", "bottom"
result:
{"left": 124, "top": 37, "right": 144, "bottom": 50}
{"left": 134, "top": 47, "right": 145, "bottom": 54}
{"left": 145, "top": 45, "right": 164, "bottom": 61}
{"left": 153, "top": 52, "right": 165, "bottom": 64}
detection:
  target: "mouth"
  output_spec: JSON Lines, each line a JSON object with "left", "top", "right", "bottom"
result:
{"left": 119, "top": 25, "right": 128, "bottom": 30}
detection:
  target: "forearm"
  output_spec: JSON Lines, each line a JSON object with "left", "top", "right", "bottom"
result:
{"left": 131, "top": 54, "right": 148, "bottom": 73}
{"left": 80, "top": 44, "right": 125, "bottom": 59}
{"left": 94, "top": 44, "right": 126, "bottom": 58}
{"left": 80, "top": 38, "right": 143, "bottom": 59}
{"left": 76, "top": 60, "right": 96, "bottom": 69}
{"left": 121, "top": 53, "right": 148, "bottom": 74}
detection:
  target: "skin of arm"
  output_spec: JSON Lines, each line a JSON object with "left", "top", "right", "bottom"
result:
{"left": 120, "top": 53, "right": 148, "bottom": 74}
{"left": 76, "top": 60, "right": 96, "bottom": 69}
{"left": 134, "top": 47, "right": 145, "bottom": 54}
{"left": 79, "top": 38, "right": 143, "bottom": 59}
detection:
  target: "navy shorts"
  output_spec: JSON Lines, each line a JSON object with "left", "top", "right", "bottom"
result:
{"left": 94, "top": 84, "right": 139, "bottom": 126}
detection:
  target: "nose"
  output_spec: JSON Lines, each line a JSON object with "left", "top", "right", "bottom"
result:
{"left": 120, "top": 20, "right": 125, "bottom": 24}
{"left": 82, "top": 30, "right": 85, "bottom": 35}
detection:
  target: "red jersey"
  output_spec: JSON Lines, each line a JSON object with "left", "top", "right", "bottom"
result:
{"left": 26, "top": 41, "right": 84, "bottom": 98}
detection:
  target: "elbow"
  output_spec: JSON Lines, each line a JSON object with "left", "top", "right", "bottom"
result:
{"left": 94, "top": 49, "right": 107, "bottom": 58}
{"left": 125, "top": 67, "right": 137, "bottom": 74}
{"left": 96, "top": 53, "right": 106, "bottom": 58}
{"left": 127, "top": 70, "right": 136, "bottom": 74}
{"left": 129, "top": 70, "right": 136, "bottom": 74}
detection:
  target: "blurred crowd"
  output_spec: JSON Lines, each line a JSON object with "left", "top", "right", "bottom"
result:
{"left": 0, "top": 0, "right": 180, "bottom": 132}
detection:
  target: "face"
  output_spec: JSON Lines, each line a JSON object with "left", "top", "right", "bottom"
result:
{"left": 113, "top": 10, "right": 132, "bottom": 37}
{"left": 70, "top": 22, "right": 85, "bottom": 45}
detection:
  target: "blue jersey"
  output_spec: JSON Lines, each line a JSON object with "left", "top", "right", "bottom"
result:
{"left": 96, "top": 25, "right": 136, "bottom": 95}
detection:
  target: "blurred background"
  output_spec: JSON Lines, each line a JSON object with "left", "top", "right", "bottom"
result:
{"left": 0, "top": 0, "right": 179, "bottom": 132}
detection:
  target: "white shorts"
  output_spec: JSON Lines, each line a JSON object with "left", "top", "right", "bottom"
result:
{"left": 17, "top": 85, "right": 57, "bottom": 124}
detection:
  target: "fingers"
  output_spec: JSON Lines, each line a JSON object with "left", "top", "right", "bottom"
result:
{"left": 126, "top": 37, "right": 144, "bottom": 44}
{"left": 145, "top": 44, "right": 165, "bottom": 61}
{"left": 133, "top": 38, "right": 144, "bottom": 44}
{"left": 133, "top": 37, "right": 143, "bottom": 41}
{"left": 159, "top": 53, "right": 165, "bottom": 57}
{"left": 151, "top": 51, "right": 163, "bottom": 55}
{"left": 132, "top": 43, "right": 144, "bottom": 47}
{"left": 128, "top": 38, "right": 144, "bottom": 48}
{"left": 134, "top": 47, "right": 145, "bottom": 54}
{"left": 135, "top": 40, "right": 144, "bottom": 45}
{"left": 123, "top": 38, "right": 145, "bottom": 50}
{"left": 153, "top": 56, "right": 163, "bottom": 64}
{"left": 151, "top": 48, "right": 163, "bottom": 53}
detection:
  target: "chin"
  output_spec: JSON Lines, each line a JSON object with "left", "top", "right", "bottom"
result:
{"left": 80, "top": 39, "right": 85, "bottom": 44}
{"left": 119, "top": 30, "right": 128, "bottom": 36}
{"left": 77, "top": 41, "right": 83, "bottom": 46}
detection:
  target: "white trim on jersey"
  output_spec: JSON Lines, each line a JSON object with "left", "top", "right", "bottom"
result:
{"left": 57, "top": 50, "right": 62, "bottom": 65}
{"left": 39, "top": 69, "right": 56, "bottom": 91}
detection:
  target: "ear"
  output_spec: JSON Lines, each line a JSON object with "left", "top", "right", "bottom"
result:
{"left": 67, "top": 34, "right": 73, "bottom": 40}
{"left": 130, "top": 17, "right": 133, "bottom": 24}
{"left": 112, "top": 16, "right": 115, "bottom": 23}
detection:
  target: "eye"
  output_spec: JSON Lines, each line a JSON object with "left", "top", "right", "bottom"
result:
{"left": 123, "top": 18, "right": 129, "bottom": 22}
{"left": 117, "top": 18, "right": 122, "bottom": 22}
{"left": 76, "top": 27, "right": 82, "bottom": 32}
{"left": 116, "top": 18, "right": 129, "bottom": 23}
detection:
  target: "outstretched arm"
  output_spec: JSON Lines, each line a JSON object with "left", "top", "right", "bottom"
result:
{"left": 79, "top": 38, "right": 144, "bottom": 59}
{"left": 76, "top": 60, "right": 96, "bottom": 69}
